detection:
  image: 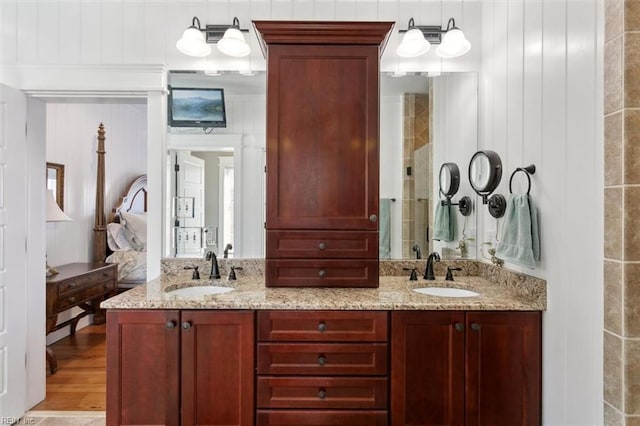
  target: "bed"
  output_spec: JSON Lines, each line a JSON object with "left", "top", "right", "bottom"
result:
{"left": 92, "top": 123, "right": 147, "bottom": 290}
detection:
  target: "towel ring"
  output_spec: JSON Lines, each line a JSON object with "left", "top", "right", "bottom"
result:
{"left": 509, "top": 164, "right": 536, "bottom": 195}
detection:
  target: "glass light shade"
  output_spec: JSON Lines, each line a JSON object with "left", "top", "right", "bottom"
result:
{"left": 217, "top": 28, "right": 250, "bottom": 58}
{"left": 46, "top": 190, "right": 71, "bottom": 222}
{"left": 176, "top": 26, "right": 211, "bottom": 57}
{"left": 436, "top": 28, "right": 471, "bottom": 58}
{"left": 396, "top": 28, "right": 431, "bottom": 58}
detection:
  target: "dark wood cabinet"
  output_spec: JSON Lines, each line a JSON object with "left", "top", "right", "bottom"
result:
{"left": 46, "top": 262, "right": 117, "bottom": 373}
{"left": 391, "top": 311, "right": 541, "bottom": 426}
{"left": 106, "top": 310, "right": 254, "bottom": 426}
{"left": 256, "top": 310, "right": 389, "bottom": 423}
{"left": 254, "top": 21, "right": 393, "bottom": 288}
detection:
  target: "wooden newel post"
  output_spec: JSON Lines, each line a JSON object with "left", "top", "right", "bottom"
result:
{"left": 93, "top": 123, "right": 107, "bottom": 263}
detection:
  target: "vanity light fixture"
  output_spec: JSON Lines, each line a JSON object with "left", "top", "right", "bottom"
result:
{"left": 436, "top": 18, "right": 471, "bottom": 59}
{"left": 177, "top": 16, "right": 250, "bottom": 58}
{"left": 396, "top": 17, "right": 471, "bottom": 59}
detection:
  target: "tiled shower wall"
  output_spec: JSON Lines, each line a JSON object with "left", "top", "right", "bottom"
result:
{"left": 402, "top": 93, "right": 430, "bottom": 259}
{"left": 604, "top": 0, "right": 640, "bottom": 423}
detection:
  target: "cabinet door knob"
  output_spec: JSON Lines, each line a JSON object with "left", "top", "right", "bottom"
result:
{"left": 454, "top": 322, "right": 464, "bottom": 332}
{"left": 318, "top": 242, "right": 327, "bottom": 250}
{"left": 182, "top": 321, "right": 192, "bottom": 330}
{"left": 318, "top": 389, "right": 327, "bottom": 399}
{"left": 166, "top": 321, "right": 176, "bottom": 330}
{"left": 318, "top": 269, "right": 327, "bottom": 278}
{"left": 369, "top": 214, "right": 378, "bottom": 222}
{"left": 317, "top": 322, "right": 327, "bottom": 332}
{"left": 471, "top": 323, "right": 481, "bottom": 331}
{"left": 317, "top": 356, "right": 327, "bottom": 366}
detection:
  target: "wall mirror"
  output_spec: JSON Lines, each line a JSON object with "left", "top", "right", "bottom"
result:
{"left": 163, "top": 71, "right": 478, "bottom": 260}
{"left": 46, "top": 162, "right": 65, "bottom": 210}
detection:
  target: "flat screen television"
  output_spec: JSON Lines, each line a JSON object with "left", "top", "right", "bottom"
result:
{"left": 168, "top": 87, "right": 227, "bottom": 128}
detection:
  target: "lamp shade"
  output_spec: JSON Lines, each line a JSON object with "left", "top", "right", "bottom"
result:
{"left": 217, "top": 27, "right": 250, "bottom": 57}
{"left": 47, "top": 190, "right": 71, "bottom": 222}
{"left": 436, "top": 27, "right": 471, "bottom": 58}
{"left": 176, "top": 26, "right": 212, "bottom": 57}
{"left": 396, "top": 28, "right": 431, "bottom": 58}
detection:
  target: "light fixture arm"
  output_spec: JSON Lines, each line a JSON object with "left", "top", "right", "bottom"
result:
{"left": 191, "top": 16, "right": 202, "bottom": 30}
{"left": 445, "top": 18, "right": 458, "bottom": 31}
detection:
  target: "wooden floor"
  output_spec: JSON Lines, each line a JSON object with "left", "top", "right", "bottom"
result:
{"left": 33, "top": 324, "right": 107, "bottom": 411}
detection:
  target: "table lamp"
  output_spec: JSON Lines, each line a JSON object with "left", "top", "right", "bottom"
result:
{"left": 46, "top": 189, "right": 71, "bottom": 276}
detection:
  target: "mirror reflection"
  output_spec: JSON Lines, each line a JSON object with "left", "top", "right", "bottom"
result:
{"left": 164, "top": 70, "right": 478, "bottom": 260}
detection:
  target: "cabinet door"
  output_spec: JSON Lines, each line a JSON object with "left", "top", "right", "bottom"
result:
{"left": 181, "top": 311, "right": 255, "bottom": 426}
{"left": 390, "top": 311, "right": 465, "bottom": 426}
{"left": 465, "top": 312, "right": 541, "bottom": 426}
{"left": 106, "top": 310, "right": 180, "bottom": 426}
{"left": 265, "top": 44, "right": 379, "bottom": 231}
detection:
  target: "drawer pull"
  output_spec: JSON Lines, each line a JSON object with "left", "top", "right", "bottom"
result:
{"left": 318, "top": 389, "right": 327, "bottom": 399}
{"left": 318, "top": 242, "right": 327, "bottom": 250}
{"left": 103, "top": 272, "right": 110, "bottom": 277}
{"left": 182, "top": 321, "right": 192, "bottom": 330}
{"left": 69, "top": 282, "right": 77, "bottom": 289}
{"left": 318, "top": 269, "right": 327, "bottom": 278}
{"left": 471, "top": 323, "right": 481, "bottom": 331}
{"left": 454, "top": 322, "right": 464, "bottom": 332}
{"left": 317, "top": 355, "right": 327, "bottom": 366}
{"left": 166, "top": 321, "right": 176, "bottom": 330}
{"left": 68, "top": 296, "right": 76, "bottom": 303}
{"left": 317, "top": 322, "right": 327, "bottom": 332}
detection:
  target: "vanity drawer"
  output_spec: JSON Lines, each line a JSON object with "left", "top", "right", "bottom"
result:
{"left": 258, "top": 311, "right": 388, "bottom": 342}
{"left": 257, "top": 377, "right": 388, "bottom": 409}
{"left": 257, "top": 343, "right": 388, "bottom": 375}
{"left": 265, "top": 259, "right": 379, "bottom": 288}
{"left": 58, "top": 279, "right": 116, "bottom": 311}
{"left": 59, "top": 267, "right": 116, "bottom": 295}
{"left": 256, "top": 410, "right": 388, "bottom": 425}
{"left": 267, "top": 231, "right": 378, "bottom": 259}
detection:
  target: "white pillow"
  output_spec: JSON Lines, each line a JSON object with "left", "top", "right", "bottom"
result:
{"left": 120, "top": 211, "right": 147, "bottom": 250}
{"left": 107, "top": 223, "right": 144, "bottom": 252}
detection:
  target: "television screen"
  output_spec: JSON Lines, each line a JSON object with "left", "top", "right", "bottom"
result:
{"left": 169, "top": 87, "right": 226, "bottom": 128}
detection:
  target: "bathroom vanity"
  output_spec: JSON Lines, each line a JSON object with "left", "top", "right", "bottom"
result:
{"left": 102, "top": 261, "right": 545, "bottom": 426}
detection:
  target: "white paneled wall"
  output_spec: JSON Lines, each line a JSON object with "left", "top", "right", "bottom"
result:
{"left": 0, "top": 0, "right": 482, "bottom": 75}
{"left": 479, "top": 1, "right": 603, "bottom": 424}
{"left": 432, "top": 72, "right": 478, "bottom": 259}
{"left": 46, "top": 102, "right": 147, "bottom": 267}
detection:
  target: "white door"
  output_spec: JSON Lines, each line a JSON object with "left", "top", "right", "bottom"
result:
{"left": 175, "top": 152, "right": 205, "bottom": 257}
{"left": 0, "top": 84, "right": 29, "bottom": 418}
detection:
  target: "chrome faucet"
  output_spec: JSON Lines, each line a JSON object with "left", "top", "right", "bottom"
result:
{"left": 424, "top": 252, "right": 441, "bottom": 280}
{"left": 205, "top": 250, "right": 221, "bottom": 279}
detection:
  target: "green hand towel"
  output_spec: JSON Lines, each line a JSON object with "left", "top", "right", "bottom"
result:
{"left": 379, "top": 198, "right": 392, "bottom": 259}
{"left": 495, "top": 194, "right": 540, "bottom": 268}
{"left": 433, "top": 202, "right": 455, "bottom": 242}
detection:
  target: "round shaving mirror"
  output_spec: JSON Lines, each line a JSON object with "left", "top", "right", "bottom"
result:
{"left": 468, "top": 150, "right": 503, "bottom": 203}
{"left": 439, "top": 163, "right": 460, "bottom": 198}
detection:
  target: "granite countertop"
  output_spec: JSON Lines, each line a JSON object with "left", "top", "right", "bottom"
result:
{"left": 101, "top": 273, "right": 546, "bottom": 311}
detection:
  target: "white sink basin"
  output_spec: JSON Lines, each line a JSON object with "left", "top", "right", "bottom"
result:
{"left": 413, "top": 287, "right": 480, "bottom": 298}
{"left": 166, "top": 285, "right": 234, "bottom": 298}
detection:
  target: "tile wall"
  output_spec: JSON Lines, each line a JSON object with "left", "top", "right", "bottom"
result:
{"left": 402, "top": 93, "right": 430, "bottom": 259}
{"left": 604, "top": 0, "right": 640, "bottom": 423}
